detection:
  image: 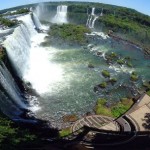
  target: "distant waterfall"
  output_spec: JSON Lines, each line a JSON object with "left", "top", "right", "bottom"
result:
{"left": 52, "top": 5, "right": 68, "bottom": 24}
{"left": 91, "top": 7, "right": 95, "bottom": 16}
{"left": 86, "top": 7, "right": 98, "bottom": 29}
{"left": 91, "top": 16, "right": 99, "bottom": 28}
{"left": 34, "top": 3, "right": 45, "bottom": 20}
{"left": 100, "top": 8, "right": 103, "bottom": 16}
{"left": 0, "top": 61, "right": 26, "bottom": 118}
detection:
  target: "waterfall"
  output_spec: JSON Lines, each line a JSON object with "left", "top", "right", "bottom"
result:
{"left": 86, "top": 7, "right": 98, "bottom": 29}
{"left": 34, "top": 3, "right": 51, "bottom": 23}
{"left": 100, "top": 8, "right": 103, "bottom": 16}
{"left": 0, "top": 14, "right": 45, "bottom": 120}
{"left": 88, "top": 15, "right": 93, "bottom": 28}
{"left": 32, "top": 13, "right": 42, "bottom": 29}
{"left": 3, "top": 13, "right": 63, "bottom": 94}
{"left": 34, "top": 3, "right": 45, "bottom": 20}
{"left": 51, "top": 5, "right": 68, "bottom": 24}
{"left": 0, "top": 28, "right": 14, "bottom": 37}
{"left": 91, "top": 7, "right": 95, "bottom": 16}
{"left": 91, "top": 16, "right": 99, "bottom": 28}
{"left": 0, "top": 61, "right": 26, "bottom": 118}
{"left": 1, "top": 12, "right": 63, "bottom": 120}
{"left": 86, "top": 8, "right": 90, "bottom": 26}
{"left": 3, "top": 14, "right": 37, "bottom": 79}
{"left": 86, "top": 15, "right": 90, "bottom": 27}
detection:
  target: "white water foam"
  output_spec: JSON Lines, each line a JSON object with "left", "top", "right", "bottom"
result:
{"left": 34, "top": 3, "right": 45, "bottom": 20}
{"left": 86, "top": 32, "right": 109, "bottom": 40}
{"left": 32, "top": 12, "right": 42, "bottom": 29}
{"left": 24, "top": 34, "right": 64, "bottom": 94}
{"left": 109, "top": 65, "right": 134, "bottom": 73}
{"left": 3, "top": 14, "right": 64, "bottom": 112}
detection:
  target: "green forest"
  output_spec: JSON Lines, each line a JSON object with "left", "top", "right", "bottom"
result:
{"left": 39, "top": 2, "right": 150, "bottom": 54}
{"left": 66, "top": 2, "right": 150, "bottom": 55}
{"left": 47, "top": 24, "right": 91, "bottom": 46}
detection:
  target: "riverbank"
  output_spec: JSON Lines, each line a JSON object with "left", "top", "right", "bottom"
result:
{"left": 108, "top": 33, "right": 150, "bottom": 58}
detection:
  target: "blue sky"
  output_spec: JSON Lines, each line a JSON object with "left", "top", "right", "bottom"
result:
{"left": 0, "top": 0, "right": 150, "bottom": 16}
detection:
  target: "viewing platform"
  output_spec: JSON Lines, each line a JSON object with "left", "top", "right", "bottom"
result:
{"left": 65, "top": 94, "right": 150, "bottom": 149}
{"left": 123, "top": 93, "right": 150, "bottom": 131}
{"left": 72, "top": 93, "right": 150, "bottom": 133}
{"left": 72, "top": 115, "right": 119, "bottom": 132}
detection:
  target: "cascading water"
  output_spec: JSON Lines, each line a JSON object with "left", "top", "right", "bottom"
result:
{"left": 91, "top": 16, "right": 98, "bottom": 28}
{"left": 4, "top": 13, "right": 63, "bottom": 94}
{"left": 100, "top": 8, "right": 103, "bottom": 16}
{"left": 1, "top": 14, "right": 45, "bottom": 117}
{"left": 34, "top": 3, "right": 52, "bottom": 23}
{"left": 24, "top": 35, "right": 63, "bottom": 94}
{"left": 34, "top": 3, "right": 45, "bottom": 20}
{"left": 0, "top": 28, "right": 14, "bottom": 38}
{"left": 3, "top": 14, "right": 36, "bottom": 78}
{"left": 91, "top": 7, "right": 95, "bottom": 16}
{"left": 86, "top": 15, "right": 90, "bottom": 27}
{"left": 88, "top": 15, "right": 93, "bottom": 27}
{"left": 86, "top": 7, "right": 98, "bottom": 28}
{"left": 32, "top": 12, "right": 42, "bottom": 29}
{"left": 0, "top": 61, "right": 26, "bottom": 118}
{"left": 2, "top": 14, "right": 40, "bottom": 114}
{"left": 51, "top": 5, "right": 68, "bottom": 24}
{"left": 86, "top": 8, "right": 90, "bottom": 26}
{"left": 3, "top": 25, "right": 30, "bottom": 78}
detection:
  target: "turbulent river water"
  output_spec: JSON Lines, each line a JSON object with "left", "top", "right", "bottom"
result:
{"left": 35, "top": 34, "right": 150, "bottom": 127}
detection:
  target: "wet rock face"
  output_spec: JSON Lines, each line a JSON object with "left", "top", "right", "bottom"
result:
{"left": 0, "top": 46, "right": 6, "bottom": 60}
{"left": 96, "top": 51, "right": 102, "bottom": 56}
{"left": 88, "top": 63, "right": 94, "bottom": 68}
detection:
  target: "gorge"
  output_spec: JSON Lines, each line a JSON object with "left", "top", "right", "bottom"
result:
{"left": 0, "top": 2, "right": 150, "bottom": 130}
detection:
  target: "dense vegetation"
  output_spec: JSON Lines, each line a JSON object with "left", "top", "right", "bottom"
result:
{"left": 59, "top": 128, "right": 71, "bottom": 137}
{"left": 95, "top": 98, "right": 133, "bottom": 117}
{"left": 36, "top": 2, "right": 149, "bottom": 52}
{"left": 0, "top": 5, "right": 32, "bottom": 14}
{"left": 65, "top": 2, "right": 150, "bottom": 55}
{"left": 0, "top": 111, "right": 61, "bottom": 149}
{"left": 2, "top": 8, "right": 30, "bottom": 16}
{"left": 12, "top": 8, "right": 30, "bottom": 15}
{"left": 102, "top": 70, "right": 110, "bottom": 78}
{"left": 0, "top": 8, "right": 30, "bottom": 27}
{"left": 0, "top": 113, "right": 36, "bottom": 149}
{"left": 0, "top": 17, "right": 17, "bottom": 27}
{"left": 97, "top": 13, "right": 150, "bottom": 55}
{"left": 47, "top": 24, "right": 91, "bottom": 46}
{"left": 147, "top": 90, "right": 150, "bottom": 97}
{"left": 130, "top": 72, "right": 139, "bottom": 81}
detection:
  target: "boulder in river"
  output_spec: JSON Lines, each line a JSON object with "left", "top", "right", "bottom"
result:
{"left": 62, "top": 114, "right": 78, "bottom": 123}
